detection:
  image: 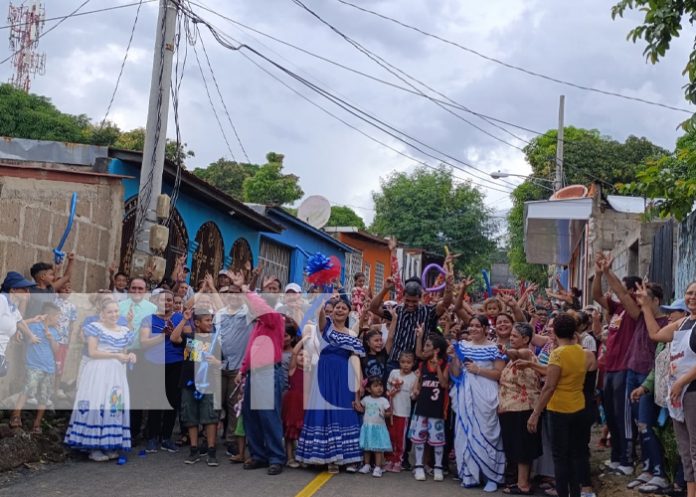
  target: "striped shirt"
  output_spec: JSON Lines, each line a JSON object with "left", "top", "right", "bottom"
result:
{"left": 386, "top": 303, "right": 438, "bottom": 362}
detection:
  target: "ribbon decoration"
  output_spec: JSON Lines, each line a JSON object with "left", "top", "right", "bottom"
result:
{"left": 53, "top": 192, "right": 78, "bottom": 265}
{"left": 422, "top": 263, "right": 447, "bottom": 293}
{"left": 482, "top": 269, "right": 492, "bottom": 297}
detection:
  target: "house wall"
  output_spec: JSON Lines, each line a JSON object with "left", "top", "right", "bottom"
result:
{"left": 109, "top": 159, "right": 262, "bottom": 272}
{"left": 336, "top": 233, "right": 391, "bottom": 291}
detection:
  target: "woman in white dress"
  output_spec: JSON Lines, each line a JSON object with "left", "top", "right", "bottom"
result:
{"left": 64, "top": 299, "right": 136, "bottom": 461}
{"left": 449, "top": 314, "right": 506, "bottom": 493}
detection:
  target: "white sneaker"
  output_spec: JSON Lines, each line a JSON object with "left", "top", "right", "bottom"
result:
{"left": 372, "top": 466, "right": 383, "bottom": 478}
{"left": 414, "top": 467, "right": 426, "bottom": 481}
{"left": 613, "top": 465, "right": 635, "bottom": 476}
{"left": 358, "top": 464, "right": 372, "bottom": 474}
{"left": 603, "top": 459, "right": 620, "bottom": 470}
{"left": 55, "top": 389, "right": 68, "bottom": 400}
{"left": 434, "top": 468, "right": 444, "bottom": 481}
{"left": 89, "top": 450, "right": 109, "bottom": 462}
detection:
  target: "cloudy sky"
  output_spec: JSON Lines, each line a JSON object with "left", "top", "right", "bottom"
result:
{"left": 3, "top": 0, "right": 693, "bottom": 224}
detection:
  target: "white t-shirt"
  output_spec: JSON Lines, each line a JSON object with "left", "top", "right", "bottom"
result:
{"left": 0, "top": 294, "right": 22, "bottom": 355}
{"left": 581, "top": 332, "right": 597, "bottom": 353}
{"left": 388, "top": 369, "right": 418, "bottom": 417}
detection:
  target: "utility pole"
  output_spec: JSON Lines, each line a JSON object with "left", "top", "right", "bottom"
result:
{"left": 554, "top": 95, "right": 565, "bottom": 192}
{"left": 132, "top": 0, "right": 177, "bottom": 278}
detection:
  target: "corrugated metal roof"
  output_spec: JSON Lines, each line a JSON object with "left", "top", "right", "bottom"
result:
{"left": 0, "top": 136, "right": 108, "bottom": 165}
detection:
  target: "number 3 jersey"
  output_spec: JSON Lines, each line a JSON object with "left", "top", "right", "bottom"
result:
{"left": 413, "top": 359, "right": 448, "bottom": 419}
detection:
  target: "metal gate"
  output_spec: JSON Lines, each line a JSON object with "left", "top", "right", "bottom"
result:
{"left": 258, "top": 239, "right": 291, "bottom": 288}
{"left": 190, "top": 221, "right": 224, "bottom": 286}
{"left": 650, "top": 220, "right": 674, "bottom": 300}
{"left": 120, "top": 196, "right": 189, "bottom": 279}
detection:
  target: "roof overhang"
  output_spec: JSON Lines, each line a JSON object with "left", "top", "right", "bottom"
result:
{"left": 524, "top": 198, "right": 592, "bottom": 265}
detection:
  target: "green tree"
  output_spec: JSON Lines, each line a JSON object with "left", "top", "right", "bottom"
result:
{"left": 507, "top": 127, "right": 668, "bottom": 283}
{"left": 0, "top": 84, "right": 94, "bottom": 143}
{"left": 611, "top": 1, "right": 696, "bottom": 108}
{"left": 192, "top": 158, "right": 259, "bottom": 199}
{"left": 371, "top": 166, "right": 496, "bottom": 274}
{"left": 620, "top": 129, "right": 696, "bottom": 220}
{"left": 114, "top": 127, "right": 194, "bottom": 165}
{"left": 242, "top": 152, "right": 304, "bottom": 206}
{"left": 327, "top": 206, "right": 366, "bottom": 230}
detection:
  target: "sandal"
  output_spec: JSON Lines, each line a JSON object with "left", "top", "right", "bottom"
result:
{"left": 545, "top": 489, "right": 558, "bottom": 497}
{"left": 229, "top": 454, "right": 245, "bottom": 463}
{"left": 628, "top": 473, "right": 652, "bottom": 489}
{"left": 503, "top": 485, "right": 534, "bottom": 495}
{"left": 9, "top": 416, "right": 21, "bottom": 429}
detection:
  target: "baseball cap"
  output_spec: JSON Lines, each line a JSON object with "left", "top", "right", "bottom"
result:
{"left": 661, "top": 298, "right": 688, "bottom": 313}
{"left": 285, "top": 283, "right": 302, "bottom": 294}
{"left": 1, "top": 271, "right": 36, "bottom": 291}
{"left": 218, "top": 270, "right": 229, "bottom": 276}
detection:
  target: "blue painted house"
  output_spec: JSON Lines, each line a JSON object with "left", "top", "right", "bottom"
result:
{"left": 246, "top": 205, "right": 353, "bottom": 288}
{"left": 107, "top": 148, "right": 282, "bottom": 284}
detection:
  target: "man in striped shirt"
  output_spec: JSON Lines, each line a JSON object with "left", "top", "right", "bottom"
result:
{"left": 371, "top": 272, "right": 453, "bottom": 370}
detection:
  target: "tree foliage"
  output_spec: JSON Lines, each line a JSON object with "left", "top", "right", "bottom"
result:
{"left": 242, "top": 152, "right": 304, "bottom": 206}
{"left": 191, "top": 159, "right": 259, "bottom": 199}
{"left": 611, "top": 0, "right": 696, "bottom": 108}
{"left": 620, "top": 129, "right": 696, "bottom": 221}
{"left": 0, "top": 84, "right": 194, "bottom": 164}
{"left": 507, "top": 127, "right": 668, "bottom": 283}
{"left": 371, "top": 166, "right": 496, "bottom": 274}
{"left": 327, "top": 206, "right": 366, "bottom": 230}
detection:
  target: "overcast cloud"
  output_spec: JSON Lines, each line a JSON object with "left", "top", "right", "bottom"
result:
{"left": 2, "top": 0, "right": 693, "bottom": 225}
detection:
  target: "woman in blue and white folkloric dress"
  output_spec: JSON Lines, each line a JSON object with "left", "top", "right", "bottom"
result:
{"left": 64, "top": 299, "right": 136, "bottom": 462}
{"left": 449, "top": 315, "right": 507, "bottom": 493}
{"left": 296, "top": 297, "right": 365, "bottom": 474}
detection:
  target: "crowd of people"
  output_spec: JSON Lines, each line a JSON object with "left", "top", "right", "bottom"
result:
{"left": 0, "top": 248, "right": 695, "bottom": 497}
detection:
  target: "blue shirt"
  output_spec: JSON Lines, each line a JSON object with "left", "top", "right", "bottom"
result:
{"left": 142, "top": 313, "right": 185, "bottom": 364}
{"left": 118, "top": 298, "right": 157, "bottom": 350}
{"left": 25, "top": 322, "right": 58, "bottom": 373}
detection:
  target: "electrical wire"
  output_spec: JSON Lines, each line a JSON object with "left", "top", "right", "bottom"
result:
{"left": 1, "top": 0, "right": 93, "bottom": 65}
{"left": 288, "top": 0, "right": 527, "bottom": 156}
{"left": 99, "top": 0, "right": 145, "bottom": 128}
{"left": 0, "top": 0, "right": 157, "bottom": 31}
{"left": 334, "top": 0, "right": 693, "bottom": 114}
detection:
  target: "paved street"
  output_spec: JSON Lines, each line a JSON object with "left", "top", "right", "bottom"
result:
{"left": 0, "top": 452, "right": 488, "bottom": 497}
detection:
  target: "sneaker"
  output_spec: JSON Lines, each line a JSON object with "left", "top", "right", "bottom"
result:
{"left": 145, "top": 439, "right": 158, "bottom": 454}
{"left": 389, "top": 462, "right": 402, "bottom": 473}
{"left": 287, "top": 459, "right": 300, "bottom": 469}
{"left": 26, "top": 397, "right": 38, "bottom": 406}
{"left": 89, "top": 450, "right": 109, "bottom": 462}
{"left": 434, "top": 468, "right": 444, "bottom": 481}
{"left": 383, "top": 461, "right": 394, "bottom": 472}
{"left": 106, "top": 451, "right": 120, "bottom": 460}
{"left": 483, "top": 481, "right": 498, "bottom": 493}
{"left": 161, "top": 439, "right": 179, "bottom": 453}
{"left": 345, "top": 464, "right": 358, "bottom": 473}
{"left": 414, "top": 466, "right": 426, "bottom": 481}
{"left": 603, "top": 460, "right": 620, "bottom": 471}
{"left": 55, "top": 389, "right": 68, "bottom": 400}
{"left": 185, "top": 450, "right": 200, "bottom": 464}
{"left": 372, "top": 466, "right": 383, "bottom": 478}
{"left": 358, "top": 464, "right": 372, "bottom": 474}
{"left": 581, "top": 492, "right": 598, "bottom": 497}
{"left": 225, "top": 444, "right": 237, "bottom": 457}
{"left": 613, "top": 465, "right": 635, "bottom": 476}
{"left": 207, "top": 452, "right": 219, "bottom": 467}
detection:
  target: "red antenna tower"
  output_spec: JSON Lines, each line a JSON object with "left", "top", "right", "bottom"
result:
{"left": 7, "top": 0, "right": 45, "bottom": 92}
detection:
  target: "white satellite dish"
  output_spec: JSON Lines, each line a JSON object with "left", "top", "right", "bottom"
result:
{"left": 297, "top": 195, "right": 331, "bottom": 229}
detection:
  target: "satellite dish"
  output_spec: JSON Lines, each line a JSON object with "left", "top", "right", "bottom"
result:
{"left": 297, "top": 195, "right": 331, "bottom": 229}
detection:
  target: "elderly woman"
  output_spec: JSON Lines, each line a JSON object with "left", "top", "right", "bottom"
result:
{"left": 528, "top": 313, "right": 591, "bottom": 497}
{"left": 64, "top": 299, "right": 136, "bottom": 462}
{"left": 499, "top": 322, "right": 542, "bottom": 495}
{"left": 450, "top": 315, "right": 506, "bottom": 493}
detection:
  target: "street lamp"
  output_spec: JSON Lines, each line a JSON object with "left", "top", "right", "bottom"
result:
{"left": 490, "top": 171, "right": 554, "bottom": 191}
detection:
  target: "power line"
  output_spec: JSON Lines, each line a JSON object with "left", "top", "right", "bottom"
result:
{"left": 288, "top": 0, "right": 527, "bottom": 157}
{"left": 100, "top": 0, "right": 145, "bottom": 127}
{"left": 334, "top": 0, "right": 693, "bottom": 114}
{"left": 197, "top": 27, "right": 251, "bottom": 164}
{"left": 0, "top": 0, "right": 157, "bottom": 31}
{"left": 173, "top": 2, "right": 516, "bottom": 193}
{"left": 1, "top": 0, "right": 94, "bottom": 65}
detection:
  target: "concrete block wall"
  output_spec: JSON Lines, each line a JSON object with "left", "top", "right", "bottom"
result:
{"left": 0, "top": 175, "right": 124, "bottom": 292}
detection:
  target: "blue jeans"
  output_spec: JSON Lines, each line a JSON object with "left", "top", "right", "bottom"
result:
{"left": 243, "top": 363, "right": 286, "bottom": 466}
{"left": 626, "top": 369, "right": 664, "bottom": 476}
{"left": 604, "top": 370, "right": 632, "bottom": 466}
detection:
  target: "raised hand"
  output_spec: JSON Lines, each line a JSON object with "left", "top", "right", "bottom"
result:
{"left": 228, "top": 269, "right": 246, "bottom": 288}
{"left": 384, "top": 277, "right": 396, "bottom": 291}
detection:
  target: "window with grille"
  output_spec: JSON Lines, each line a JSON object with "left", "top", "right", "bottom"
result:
{"left": 375, "top": 262, "right": 385, "bottom": 293}
{"left": 345, "top": 251, "right": 363, "bottom": 293}
{"left": 364, "top": 262, "right": 371, "bottom": 289}
{"left": 258, "top": 239, "right": 291, "bottom": 288}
